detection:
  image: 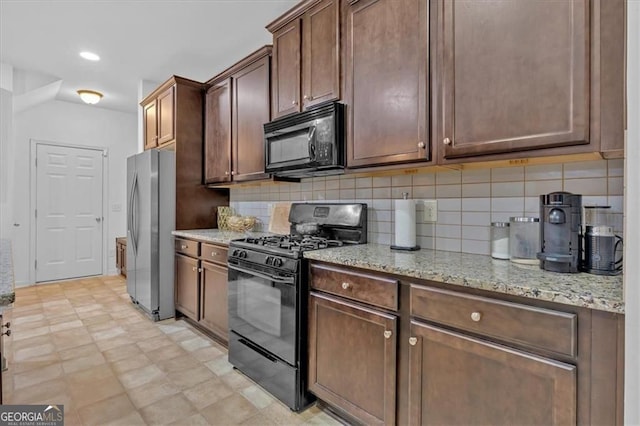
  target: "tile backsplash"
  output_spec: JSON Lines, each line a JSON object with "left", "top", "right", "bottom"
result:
{"left": 230, "top": 159, "right": 624, "bottom": 256}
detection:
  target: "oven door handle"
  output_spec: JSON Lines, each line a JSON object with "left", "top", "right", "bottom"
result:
{"left": 228, "top": 264, "right": 295, "bottom": 285}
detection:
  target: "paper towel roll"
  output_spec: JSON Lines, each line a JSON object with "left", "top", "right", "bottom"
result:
{"left": 394, "top": 199, "right": 417, "bottom": 248}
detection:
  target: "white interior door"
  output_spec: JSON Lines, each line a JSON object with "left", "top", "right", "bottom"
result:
{"left": 36, "top": 143, "right": 104, "bottom": 282}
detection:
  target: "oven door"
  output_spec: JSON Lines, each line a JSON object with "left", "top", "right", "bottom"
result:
{"left": 228, "top": 262, "right": 297, "bottom": 365}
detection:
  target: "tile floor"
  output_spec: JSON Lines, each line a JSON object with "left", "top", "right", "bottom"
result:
{"left": 1, "top": 275, "right": 343, "bottom": 425}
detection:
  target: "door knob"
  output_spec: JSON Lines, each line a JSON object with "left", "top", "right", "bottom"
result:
{"left": 95, "top": 217, "right": 102, "bottom": 222}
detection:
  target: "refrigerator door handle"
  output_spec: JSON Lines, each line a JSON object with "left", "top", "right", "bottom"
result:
{"left": 130, "top": 172, "right": 138, "bottom": 256}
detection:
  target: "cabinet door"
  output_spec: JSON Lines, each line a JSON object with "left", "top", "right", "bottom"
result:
{"left": 438, "top": 0, "right": 589, "bottom": 159}
{"left": 232, "top": 56, "right": 271, "bottom": 182}
{"left": 346, "top": 0, "right": 429, "bottom": 168}
{"left": 309, "top": 292, "right": 397, "bottom": 425}
{"left": 408, "top": 320, "right": 576, "bottom": 426}
{"left": 175, "top": 254, "right": 199, "bottom": 320}
{"left": 143, "top": 101, "right": 158, "bottom": 150}
{"left": 272, "top": 20, "right": 302, "bottom": 118}
{"left": 199, "top": 261, "right": 228, "bottom": 341}
{"left": 204, "top": 79, "right": 232, "bottom": 184}
{"left": 120, "top": 243, "right": 126, "bottom": 277}
{"left": 157, "top": 85, "right": 176, "bottom": 145}
{"left": 302, "top": 0, "right": 339, "bottom": 109}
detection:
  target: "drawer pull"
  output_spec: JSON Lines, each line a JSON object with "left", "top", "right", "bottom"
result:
{"left": 384, "top": 330, "right": 392, "bottom": 339}
{"left": 198, "top": 268, "right": 203, "bottom": 273}
{"left": 181, "top": 245, "right": 188, "bottom": 249}
{"left": 211, "top": 252, "right": 217, "bottom": 256}
{"left": 341, "top": 282, "right": 351, "bottom": 290}
{"left": 471, "top": 311, "right": 482, "bottom": 322}
{"left": 409, "top": 337, "right": 417, "bottom": 346}
{"left": 192, "top": 266, "right": 197, "bottom": 271}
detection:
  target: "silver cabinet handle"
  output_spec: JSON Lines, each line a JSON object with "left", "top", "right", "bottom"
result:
{"left": 384, "top": 330, "right": 392, "bottom": 339}
{"left": 471, "top": 312, "right": 482, "bottom": 322}
{"left": 192, "top": 266, "right": 197, "bottom": 271}
{"left": 198, "top": 268, "right": 203, "bottom": 273}
{"left": 303, "top": 95, "right": 313, "bottom": 101}
{"left": 211, "top": 252, "right": 217, "bottom": 257}
{"left": 341, "top": 282, "right": 350, "bottom": 290}
{"left": 443, "top": 137, "right": 452, "bottom": 145}
{"left": 418, "top": 141, "right": 425, "bottom": 149}
{"left": 292, "top": 100, "right": 297, "bottom": 105}
{"left": 231, "top": 171, "right": 235, "bottom": 176}
{"left": 409, "top": 337, "right": 417, "bottom": 346}
{"left": 224, "top": 171, "right": 229, "bottom": 175}
{"left": 181, "top": 245, "right": 188, "bottom": 249}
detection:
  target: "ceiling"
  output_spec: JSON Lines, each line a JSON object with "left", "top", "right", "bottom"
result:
{"left": 0, "top": 0, "right": 298, "bottom": 114}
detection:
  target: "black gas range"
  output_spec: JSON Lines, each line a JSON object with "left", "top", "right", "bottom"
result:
{"left": 227, "top": 203, "right": 367, "bottom": 411}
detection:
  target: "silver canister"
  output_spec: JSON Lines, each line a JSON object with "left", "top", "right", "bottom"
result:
{"left": 491, "top": 222, "right": 510, "bottom": 259}
{"left": 509, "top": 217, "right": 540, "bottom": 264}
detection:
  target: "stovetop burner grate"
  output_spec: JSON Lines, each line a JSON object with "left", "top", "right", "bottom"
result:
{"left": 241, "top": 235, "right": 343, "bottom": 252}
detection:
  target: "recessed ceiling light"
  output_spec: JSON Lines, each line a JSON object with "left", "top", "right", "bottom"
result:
{"left": 79, "top": 51, "right": 100, "bottom": 61}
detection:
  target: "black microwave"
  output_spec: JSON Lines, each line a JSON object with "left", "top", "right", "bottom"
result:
{"left": 264, "top": 101, "right": 345, "bottom": 178}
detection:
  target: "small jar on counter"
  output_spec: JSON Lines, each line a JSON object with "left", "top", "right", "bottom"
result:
{"left": 491, "top": 222, "right": 510, "bottom": 259}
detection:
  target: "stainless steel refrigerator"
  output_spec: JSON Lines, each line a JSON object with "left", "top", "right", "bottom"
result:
{"left": 126, "top": 150, "right": 175, "bottom": 321}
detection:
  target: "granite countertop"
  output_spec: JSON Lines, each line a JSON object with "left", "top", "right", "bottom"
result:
{"left": 0, "top": 239, "right": 16, "bottom": 307}
{"left": 171, "top": 229, "right": 274, "bottom": 246}
{"left": 304, "top": 244, "right": 624, "bottom": 314}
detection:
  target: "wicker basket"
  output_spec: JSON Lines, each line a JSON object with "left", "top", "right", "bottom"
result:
{"left": 217, "top": 206, "right": 234, "bottom": 230}
{"left": 226, "top": 215, "right": 257, "bottom": 232}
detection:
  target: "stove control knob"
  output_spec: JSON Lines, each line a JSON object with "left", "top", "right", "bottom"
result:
{"left": 239, "top": 250, "right": 248, "bottom": 259}
{"left": 273, "top": 258, "right": 283, "bottom": 267}
{"left": 265, "top": 256, "right": 273, "bottom": 265}
{"left": 232, "top": 249, "right": 239, "bottom": 257}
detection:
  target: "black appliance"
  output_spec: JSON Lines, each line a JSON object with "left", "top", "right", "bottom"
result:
{"left": 264, "top": 101, "right": 345, "bottom": 178}
{"left": 537, "top": 191, "right": 582, "bottom": 273}
{"left": 227, "top": 203, "right": 367, "bottom": 411}
{"left": 582, "top": 206, "right": 623, "bottom": 275}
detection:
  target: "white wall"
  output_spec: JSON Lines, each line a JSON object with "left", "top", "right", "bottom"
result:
{"left": 624, "top": 2, "right": 639, "bottom": 424}
{"left": 12, "top": 100, "right": 137, "bottom": 284}
{"left": 0, "top": 63, "right": 15, "bottom": 241}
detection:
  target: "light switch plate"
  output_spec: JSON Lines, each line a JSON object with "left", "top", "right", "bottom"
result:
{"left": 423, "top": 200, "right": 438, "bottom": 222}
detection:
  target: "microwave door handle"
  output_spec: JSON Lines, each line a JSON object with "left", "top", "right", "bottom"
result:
{"left": 308, "top": 126, "right": 317, "bottom": 161}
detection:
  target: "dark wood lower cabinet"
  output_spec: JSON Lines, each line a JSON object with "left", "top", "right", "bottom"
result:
{"left": 308, "top": 292, "right": 397, "bottom": 425}
{"left": 408, "top": 320, "right": 576, "bottom": 426}
{"left": 199, "top": 261, "right": 228, "bottom": 341}
{"left": 175, "top": 253, "right": 199, "bottom": 321}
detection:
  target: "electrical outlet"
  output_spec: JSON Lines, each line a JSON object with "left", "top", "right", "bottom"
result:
{"left": 112, "top": 203, "right": 122, "bottom": 212}
{"left": 423, "top": 200, "right": 438, "bottom": 222}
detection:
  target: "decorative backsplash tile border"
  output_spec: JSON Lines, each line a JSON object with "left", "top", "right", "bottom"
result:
{"left": 230, "top": 159, "right": 624, "bottom": 255}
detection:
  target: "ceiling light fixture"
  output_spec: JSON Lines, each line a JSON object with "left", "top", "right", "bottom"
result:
{"left": 77, "top": 90, "right": 103, "bottom": 105}
{"left": 79, "top": 51, "right": 100, "bottom": 61}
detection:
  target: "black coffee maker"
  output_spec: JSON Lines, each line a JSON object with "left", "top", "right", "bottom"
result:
{"left": 538, "top": 192, "right": 582, "bottom": 273}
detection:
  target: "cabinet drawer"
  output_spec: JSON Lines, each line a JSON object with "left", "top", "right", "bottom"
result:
{"left": 410, "top": 285, "right": 577, "bottom": 358}
{"left": 200, "top": 243, "right": 228, "bottom": 266}
{"left": 310, "top": 263, "right": 398, "bottom": 311}
{"left": 175, "top": 238, "right": 199, "bottom": 257}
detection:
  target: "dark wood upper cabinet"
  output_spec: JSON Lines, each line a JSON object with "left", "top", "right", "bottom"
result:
{"left": 204, "top": 47, "right": 272, "bottom": 185}
{"left": 272, "top": 20, "right": 302, "bottom": 118}
{"left": 436, "top": 0, "right": 589, "bottom": 160}
{"left": 143, "top": 101, "right": 158, "bottom": 150}
{"left": 232, "top": 54, "right": 271, "bottom": 182}
{"left": 346, "top": 0, "right": 430, "bottom": 168}
{"left": 157, "top": 86, "right": 176, "bottom": 146}
{"left": 204, "top": 79, "right": 232, "bottom": 184}
{"left": 408, "top": 321, "right": 577, "bottom": 426}
{"left": 268, "top": 0, "right": 340, "bottom": 119}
